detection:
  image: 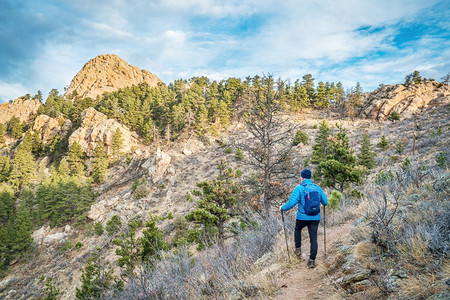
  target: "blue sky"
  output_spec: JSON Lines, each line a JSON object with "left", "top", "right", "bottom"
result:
{"left": 0, "top": 0, "right": 449, "bottom": 103}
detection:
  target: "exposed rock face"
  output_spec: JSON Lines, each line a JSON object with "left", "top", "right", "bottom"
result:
{"left": 0, "top": 97, "right": 42, "bottom": 124}
{"left": 32, "top": 115, "right": 72, "bottom": 143}
{"left": 68, "top": 107, "right": 140, "bottom": 157}
{"left": 142, "top": 148, "right": 172, "bottom": 184}
{"left": 361, "top": 81, "right": 450, "bottom": 120}
{"left": 64, "top": 54, "right": 162, "bottom": 100}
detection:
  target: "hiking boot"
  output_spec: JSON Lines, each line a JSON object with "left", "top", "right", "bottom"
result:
{"left": 294, "top": 248, "right": 302, "bottom": 259}
{"left": 307, "top": 259, "right": 315, "bottom": 268}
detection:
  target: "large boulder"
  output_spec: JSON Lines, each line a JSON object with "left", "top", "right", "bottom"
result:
{"left": 68, "top": 107, "right": 140, "bottom": 157}
{"left": 0, "top": 97, "right": 42, "bottom": 124}
{"left": 361, "top": 81, "right": 450, "bottom": 120}
{"left": 64, "top": 54, "right": 162, "bottom": 100}
{"left": 142, "top": 148, "right": 172, "bottom": 184}
{"left": 32, "top": 115, "right": 72, "bottom": 143}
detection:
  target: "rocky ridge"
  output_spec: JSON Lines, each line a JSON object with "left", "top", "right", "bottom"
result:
{"left": 32, "top": 115, "right": 72, "bottom": 144}
{"left": 68, "top": 107, "right": 141, "bottom": 157}
{"left": 64, "top": 54, "right": 162, "bottom": 100}
{"left": 0, "top": 97, "right": 42, "bottom": 124}
{"left": 360, "top": 81, "right": 450, "bottom": 120}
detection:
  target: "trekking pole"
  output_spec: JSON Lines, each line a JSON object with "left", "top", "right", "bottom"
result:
{"left": 323, "top": 206, "right": 327, "bottom": 259}
{"left": 281, "top": 210, "right": 291, "bottom": 262}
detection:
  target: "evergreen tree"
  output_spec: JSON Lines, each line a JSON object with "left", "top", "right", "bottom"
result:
{"left": 67, "top": 141, "right": 85, "bottom": 176}
{"left": 57, "top": 158, "right": 70, "bottom": 178}
{"left": 8, "top": 116, "right": 24, "bottom": 139}
{"left": 12, "top": 204, "right": 33, "bottom": 253}
{"left": 0, "top": 123, "right": 5, "bottom": 144}
{"left": 112, "top": 128, "right": 124, "bottom": 157}
{"left": 9, "top": 141, "right": 35, "bottom": 189}
{"left": 185, "top": 162, "right": 243, "bottom": 248}
{"left": 76, "top": 247, "right": 116, "bottom": 299}
{"left": 140, "top": 216, "right": 168, "bottom": 264}
{"left": 112, "top": 218, "right": 142, "bottom": 275}
{"left": 0, "top": 156, "right": 11, "bottom": 182}
{"left": 92, "top": 143, "right": 108, "bottom": 183}
{"left": 358, "top": 134, "right": 377, "bottom": 170}
{"left": 302, "top": 74, "right": 316, "bottom": 103}
{"left": 377, "top": 135, "right": 389, "bottom": 151}
{"left": 311, "top": 120, "right": 331, "bottom": 164}
{"left": 318, "top": 125, "right": 363, "bottom": 192}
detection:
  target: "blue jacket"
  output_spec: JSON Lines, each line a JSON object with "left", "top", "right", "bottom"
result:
{"left": 281, "top": 179, "right": 328, "bottom": 221}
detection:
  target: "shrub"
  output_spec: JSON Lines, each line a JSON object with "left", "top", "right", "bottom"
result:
{"left": 133, "top": 182, "right": 149, "bottom": 200}
{"left": 106, "top": 215, "right": 121, "bottom": 236}
{"left": 235, "top": 148, "right": 243, "bottom": 160}
{"left": 377, "top": 135, "right": 389, "bottom": 151}
{"left": 387, "top": 111, "right": 400, "bottom": 122}
{"left": 293, "top": 130, "right": 309, "bottom": 146}
{"left": 435, "top": 151, "right": 448, "bottom": 168}
{"left": 94, "top": 222, "right": 104, "bottom": 236}
{"left": 225, "top": 147, "right": 232, "bottom": 154}
{"left": 329, "top": 190, "right": 342, "bottom": 210}
{"left": 75, "top": 242, "right": 83, "bottom": 250}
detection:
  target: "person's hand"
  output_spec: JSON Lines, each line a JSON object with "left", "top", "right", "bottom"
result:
{"left": 279, "top": 206, "right": 283, "bottom": 212}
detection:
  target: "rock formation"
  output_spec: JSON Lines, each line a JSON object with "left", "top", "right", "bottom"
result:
{"left": 0, "top": 97, "right": 42, "bottom": 124}
{"left": 32, "top": 115, "right": 72, "bottom": 143}
{"left": 68, "top": 107, "right": 140, "bottom": 157}
{"left": 360, "top": 81, "right": 450, "bottom": 120}
{"left": 64, "top": 54, "right": 162, "bottom": 100}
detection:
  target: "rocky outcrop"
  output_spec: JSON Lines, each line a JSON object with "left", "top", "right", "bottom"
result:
{"left": 0, "top": 97, "right": 42, "bottom": 124}
{"left": 64, "top": 54, "right": 162, "bottom": 100}
{"left": 68, "top": 107, "right": 140, "bottom": 157}
{"left": 360, "top": 81, "right": 450, "bottom": 120}
{"left": 142, "top": 148, "right": 173, "bottom": 184}
{"left": 32, "top": 115, "right": 72, "bottom": 143}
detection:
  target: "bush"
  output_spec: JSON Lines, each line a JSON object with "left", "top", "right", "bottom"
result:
{"left": 106, "top": 215, "right": 121, "bottom": 236}
{"left": 387, "top": 111, "right": 400, "bottom": 122}
{"left": 225, "top": 147, "right": 232, "bottom": 154}
{"left": 293, "top": 130, "right": 309, "bottom": 146}
{"left": 435, "top": 151, "right": 448, "bottom": 168}
{"left": 329, "top": 190, "right": 342, "bottom": 210}
{"left": 133, "top": 182, "right": 149, "bottom": 200}
{"left": 235, "top": 148, "right": 243, "bottom": 160}
{"left": 94, "top": 222, "right": 104, "bottom": 236}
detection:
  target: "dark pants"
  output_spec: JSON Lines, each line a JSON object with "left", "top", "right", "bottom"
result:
{"left": 294, "top": 219, "right": 320, "bottom": 260}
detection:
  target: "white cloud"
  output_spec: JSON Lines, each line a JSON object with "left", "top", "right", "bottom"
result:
{"left": 0, "top": 82, "right": 28, "bottom": 102}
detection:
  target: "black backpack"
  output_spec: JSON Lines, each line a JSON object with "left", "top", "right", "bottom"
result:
{"left": 301, "top": 183, "right": 321, "bottom": 216}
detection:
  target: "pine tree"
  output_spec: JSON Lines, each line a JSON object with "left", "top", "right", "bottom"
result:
{"left": 0, "top": 156, "right": 11, "bottom": 182}
{"left": 76, "top": 247, "right": 116, "bottom": 299}
{"left": 140, "top": 216, "right": 168, "bottom": 264}
{"left": 319, "top": 125, "right": 363, "bottom": 192}
{"left": 57, "top": 158, "right": 70, "bottom": 178}
{"left": 185, "top": 162, "right": 243, "bottom": 248}
{"left": 67, "top": 141, "right": 85, "bottom": 176}
{"left": 113, "top": 218, "right": 142, "bottom": 275}
{"left": 9, "top": 142, "right": 35, "bottom": 189}
{"left": 311, "top": 120, "right": 331, "bottom": 164}
{"left": 377, "top": 135, "right": 389, "bottom": 151}
{"left": 8, "top": 116, "right": 24, "bottom": 139}
{"left": 111, "top": 128, "right": 124, "bottom": 157}
{"left": 0, "top": 123, "right": 6, "bottom": 144}
{"left": 12, "top": 204, "right": 33, "bottom": 253}
{"left": 358, "top": 134, "right": 377, "bottom": 170}
{"left": 92, "top": 143, "right": 108, "bottom": 183}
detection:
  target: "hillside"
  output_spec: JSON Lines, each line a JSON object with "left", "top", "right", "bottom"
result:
{"left": 0, "top": 57, "right": 448, "bottom": 299}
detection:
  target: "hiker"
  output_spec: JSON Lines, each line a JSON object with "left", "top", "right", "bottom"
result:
{"left": 280, "top": 169, "right": 328, "bottom": 268}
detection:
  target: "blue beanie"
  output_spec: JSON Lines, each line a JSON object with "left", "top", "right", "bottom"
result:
{"left": 301, "top": 169, "right": 312, "bottom": 179}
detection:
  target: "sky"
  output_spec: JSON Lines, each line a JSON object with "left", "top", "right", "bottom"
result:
{"left": 0, "top": 0, "right": 449, "bottom": 103}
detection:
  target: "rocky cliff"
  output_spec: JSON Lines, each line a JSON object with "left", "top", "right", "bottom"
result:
{"left": 32, "top": 115, "right": 72, "bottom": 144}
{"left": 64, "top": 54, "right": 162, "bottom": 100}
{"left": 68, "top": 107, "right": 141, "bottom": 156}
{"left": 0, "top": 97, "right": 42, "bottom": 124}
{"left": 360, "top": 81, "right": 450, "bottom": 120}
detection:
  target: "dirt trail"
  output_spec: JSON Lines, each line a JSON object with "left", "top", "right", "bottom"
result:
{"left": 271, "top": 219, "right": 354, "bottom": 300}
